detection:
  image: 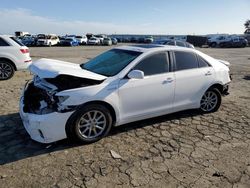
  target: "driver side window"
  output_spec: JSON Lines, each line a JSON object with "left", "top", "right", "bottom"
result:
{"left": 133, "top": 52, "right": 169, "bottom": 76}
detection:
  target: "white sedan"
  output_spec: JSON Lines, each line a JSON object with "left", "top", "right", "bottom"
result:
{"left": 20, "top": 45, "right": 231, "bottom": 143}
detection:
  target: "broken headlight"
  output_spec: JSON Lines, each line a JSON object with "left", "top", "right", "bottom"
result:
{"left": 57, "top": 96, "right": 69, "bottom": 104}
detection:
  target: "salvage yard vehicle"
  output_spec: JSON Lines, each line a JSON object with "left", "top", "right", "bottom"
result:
{"left": 87, "top": 37, "right": 100, "bottom": 45}
{"left": 0, "top": 35, "right": 32, "bottom": 80}
{"left": 103, "top": 38, "right": 112, "bottom": 46}
{"left": 20, "top": 44, "right": 231, "bottom": 144}
{"left": 219, "top": 36, "right": 248, "bottom": 48}
{"left": 94, "top": 34, "right": 106, "bottom": 44}
{"left": 154, "top": 39, "right": 195, "bottom": 48}
{"left": 208, "top": 35, "right": 248, "bottom": 48}
{"left": 37, "top": 34, "right": 59, "bottom": 47}
{"left": 144, "top": 36, "right": 154, "bottom": 43}
{"left": 60, "top": 37, "right": 79, "bottom": 46}
{"left": 111, "top": 38, "right": 118, "bottom": 45}
{"left": 75, "top": 35, "right": 88, "bottom": 45}
{"left": 21, "top": 36, "right": 36, "bottom": 46}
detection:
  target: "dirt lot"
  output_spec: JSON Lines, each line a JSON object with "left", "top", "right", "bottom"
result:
{"left": 0, "top": 45, "right": 250, "bottom": 188}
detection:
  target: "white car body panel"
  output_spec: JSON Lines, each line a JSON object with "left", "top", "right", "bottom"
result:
{"left": 118, "top": 72, "right": 175, "bottom": 124}
{"left": 173, "top": 66, "right": 215, "bottom": 111}
{"left": 20, "top": 45, "right": 231, "bottom": 143}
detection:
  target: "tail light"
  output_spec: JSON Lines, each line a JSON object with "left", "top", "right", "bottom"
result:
{"left": 20, "top": 49, "right": 29, "bottom": 54}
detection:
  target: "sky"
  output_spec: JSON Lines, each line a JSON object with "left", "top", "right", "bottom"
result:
{"left": 0, "top": 0, "right": 249, "bottom": 35}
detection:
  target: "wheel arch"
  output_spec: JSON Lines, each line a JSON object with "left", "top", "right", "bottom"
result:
{"left": 0, "top": 57, "right": 17, "bottom": 71}
{"left": 65, "top": 100, "right": 117, "bottom": 138}
{"left": 207, "top": 83, "right": 224, "bottom": 94}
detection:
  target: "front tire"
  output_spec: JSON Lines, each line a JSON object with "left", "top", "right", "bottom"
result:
{"left": 0, "top": 60, "right": 15, "bottom": 80}
{"left": 200, "top": 88, "right": 221, "bottom": 113}
{"left": 67, "top": 104, "right": 113, "bottom": 143}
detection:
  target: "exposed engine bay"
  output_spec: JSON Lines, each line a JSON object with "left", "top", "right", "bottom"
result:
{"left": 23, "top": 74, "right": 103, "bottom": 114}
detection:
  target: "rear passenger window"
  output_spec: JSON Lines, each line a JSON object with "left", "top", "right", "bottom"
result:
{"left": 10, "top": 37, "right": 24, "bottom": 46}
{"left": 166, "top": 41, "right": 175, "bottom": 46}
{"left": 174, "top": 51, "right": 198, "bottom": 71}
{"left": 176, "top": 41, "right": 186, "bottom": 47}
{"left": 0, "top": 38, "right": 10, "bottom": 46}
{"left": 133, "top": 52, "right": 169, "bottom": 76}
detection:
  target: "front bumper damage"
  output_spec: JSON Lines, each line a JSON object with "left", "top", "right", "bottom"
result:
{"left": 20, "top": 97, "right": 73, "bottom": 143}
{"left": 222, "top": 83, "right": 230, "bottom": 96}
{"left": 19, "top": 74, "right": 103, "bottom": 143}
{"left": 19, "top": 79, "right": 75, "bottom": 143}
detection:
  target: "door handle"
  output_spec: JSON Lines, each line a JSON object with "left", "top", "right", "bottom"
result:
{"left": 163, "top": 77, "right": 174, "bottom": 84}
{"left": 205, "top": 71, "right": 212, "bottom": 76}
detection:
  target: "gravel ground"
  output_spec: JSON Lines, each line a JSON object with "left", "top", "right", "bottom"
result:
{"left": 0, "top": 45, "right": 250, "bottom": 188}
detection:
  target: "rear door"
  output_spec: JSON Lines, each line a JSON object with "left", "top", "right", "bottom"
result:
{"left": 173, "top": 50, "right": 215, "bottom": 111}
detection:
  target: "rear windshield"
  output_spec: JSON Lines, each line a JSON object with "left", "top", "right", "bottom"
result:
{"left": 10, "top": 37, "right": 25, "bottom": 46}
{"left": 81, "top": 49, "right": 142, "bottom": 77}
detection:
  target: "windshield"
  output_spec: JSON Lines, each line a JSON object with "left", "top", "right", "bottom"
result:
{"left": 80, "top": 49, "right": 142, "bottom": 77}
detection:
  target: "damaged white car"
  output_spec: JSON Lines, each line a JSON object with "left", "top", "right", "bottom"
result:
{"left": 20, "top": 45, "right": 231, "bottom": 144}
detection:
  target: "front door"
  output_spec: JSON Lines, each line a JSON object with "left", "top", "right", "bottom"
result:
{"left": 118, "top": 52, "right": 175, "bottom": 123}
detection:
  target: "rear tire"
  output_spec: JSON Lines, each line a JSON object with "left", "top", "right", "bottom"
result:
{"left": 0, "top": 60, "right": 15, "bottom": 80}
{"left": 210, "top": 42, "right": 217, "bottom": 48}
{"left": 200, "top": 88, "right": 221, "bottom": 113}
{"left": 67, "top": 104, "right": 113, "bottom": 143}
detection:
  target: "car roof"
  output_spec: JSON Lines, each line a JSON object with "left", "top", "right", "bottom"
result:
{"left": 0, "top": 35, "right": 14, "bottom": 38}
{"left": 115, "top": 44, "right": 195, "bottom": 53}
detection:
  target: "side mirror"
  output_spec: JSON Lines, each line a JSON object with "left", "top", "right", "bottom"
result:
{"left": 127, "top": 70, "right": 144, "bottom": 79}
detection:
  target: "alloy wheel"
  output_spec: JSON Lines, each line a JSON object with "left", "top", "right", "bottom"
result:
{"left": 200, "top": 91, "right": 218, "bottom": 112}
{"left": 77, "top": 110, "right": 107, "bottom": 139}
{"left": 0, "top": 62, "right": 13, "bottom": 80}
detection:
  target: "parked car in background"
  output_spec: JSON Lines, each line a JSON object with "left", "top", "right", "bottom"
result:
{"left": 208, "top": 35, "right": 247, "bottom": 48}
{"left": 94, "top": 35, "right": 106, "bottom": 44}
{"left": 37, "top": 34, "right": 59, "bottom": 47}
{"left": 21, "top": 36, "right": 36, "bottom": 46}
{"left": 88, "top": 37, "right": 100, "bottom": 45}
{"left": 0, "top": 35, "right": 32, "bottom": 80}
{"left": 86, "top": 33, "right": 94, "bottom": 40}
{"left": 103, "top": 38, "right": 112, "bottom": 46}
{"left": 58, "top": 36, "right": 66, "bottom": 45}
{"left": 20, "top": 44, "right": 231, "bottom": 144}
{"left": 111, "top": 38, "right": 118, "bottom": 45}
{"left": 75, "top": 35, "right": 88, "bottom": 45}
{"left": 207, "top": 35, "right": 230, "bottom": 47}
{"left": 153, "top": 39, "right": 194, "bottom": 48}
{"left": 60, "top": 37, "right": 79, "bottom": 46}
{"left": 218, "top": 36, "right": 248, "bottom": 48}
{"left": 144, "top": 36, "right": 154, "bottom": 43}
{"left": 15, "top": 31, "right": 29, "bottom": 37}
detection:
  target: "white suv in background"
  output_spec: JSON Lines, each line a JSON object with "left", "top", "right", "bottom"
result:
{"left": 37, "top": 34, "right": 59, "bottom": 47}
{"left": 0, "top": 35, "right": 32, "bottom": 80}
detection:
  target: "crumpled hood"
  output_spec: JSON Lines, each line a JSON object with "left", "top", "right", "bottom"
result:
{"left": 29, "top": 58, "right": 107, "bottom": 80}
